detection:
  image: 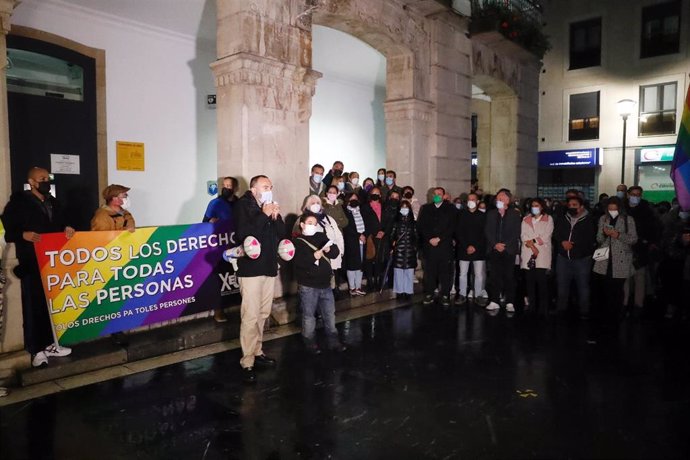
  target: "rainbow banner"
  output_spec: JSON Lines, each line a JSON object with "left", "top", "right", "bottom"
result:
{"left": 671, "top": 84, "right": 690, "bottom": 210}
{"left": 34, "top": 222, "right": 241, "bottom": 346}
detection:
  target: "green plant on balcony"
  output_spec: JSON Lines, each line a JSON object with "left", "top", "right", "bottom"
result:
{"left": 470, "top": 0, "right": 551, "bottom": 59}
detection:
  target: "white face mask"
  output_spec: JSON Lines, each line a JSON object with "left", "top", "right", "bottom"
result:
{"left": 479, "top": 208, "right": 487, "bottom": 213}
{"left": 351, "top": 177, "right": 359, "bottom": 186}
{"left": 609, "top": 210, "right": 619, "bottom": 219}
{"left": 467, "top": 200, "right": 477, "bottom": 209}
{"left": 312, "top": 174, "right": 323, "bottom": 184}
{"left": 496, "top": 201, "right": 505, "bottom": 210}
{"left": 309, "top": 203, "right": 321, "bottom": 214}
{"left": 302, "top": 223, "right": 318, "bottom": 236}
{"left": 260, "top": 190, "right": 273, "bottom": 204}
{"left": 120, "top": 197, "right": 131, "bottom": 210}
{"left": 400, "top": 207, "right": 410, "bottom": 216}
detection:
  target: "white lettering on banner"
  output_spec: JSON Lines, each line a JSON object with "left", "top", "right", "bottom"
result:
{"left": 46, "top": 246, "right": 122, "bottom": 267}
{"left": 94, "top": 274, "right": 194, "bottom": 305}
{"left": 166, "top": 232, "right": 231, "bottom": 253}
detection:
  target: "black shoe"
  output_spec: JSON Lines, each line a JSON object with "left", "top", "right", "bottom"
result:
{"left": 423, "top": 295, "right": 434, "bottom": 305}
{"left": 242, "top": 367, "right": 256, "bottom": 384}
{"left": 254, "top": 354, "right": 277, "bottom": 367}
{"left": 441, "top": 296, "right": 451, "bottom": 307}
{"left": 455, "top": 295, "right": 467, "bottom": 305}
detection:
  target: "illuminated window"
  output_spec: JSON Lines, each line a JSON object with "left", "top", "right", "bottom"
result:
{"left": 639, "top": 82, "right": 677, "bottom": 136}
{"left": 569, "top": 92, "right": 599, "bottom": 141}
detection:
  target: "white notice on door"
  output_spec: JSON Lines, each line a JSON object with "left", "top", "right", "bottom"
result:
{"left": 50, "top": 154, "right": 80, "bottom": 175}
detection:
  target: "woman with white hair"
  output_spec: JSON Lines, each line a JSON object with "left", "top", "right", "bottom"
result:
{"left": 293, "top": 194, "right": 345, "bottom": 295}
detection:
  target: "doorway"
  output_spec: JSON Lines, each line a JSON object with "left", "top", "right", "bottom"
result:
{"left": 7, "top": 34, "right": 99, "bottom": 230}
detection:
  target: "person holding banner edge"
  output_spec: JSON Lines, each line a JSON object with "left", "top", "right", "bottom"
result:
{"left": 1, "top": 167, "right": 75, "bottom": 367}
{"left": 234, "top": 175, "right": 285, "bottom": 384}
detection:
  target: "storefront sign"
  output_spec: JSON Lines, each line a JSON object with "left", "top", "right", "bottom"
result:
{"left": 538, "top": 148, "right": 599, "bottom": 168}
{"left": 34, "top": 222, "right": 240, "bottom": 346}
{"left": 638, "top": 146, "right": 675, "bottom": 163}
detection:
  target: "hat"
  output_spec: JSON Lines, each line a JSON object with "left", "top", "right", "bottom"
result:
{"left": 102, "top": 184, "right": 130, "bottom": 202}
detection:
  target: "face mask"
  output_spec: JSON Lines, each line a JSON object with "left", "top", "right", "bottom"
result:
{"left": 567, "top": 207, "right": 578, "bottom": 216}
{"left": 385, "top": 177, "right": 394, "bottom": 186}
{"left": 348, "top": 200, "right": 360, "bottom": 208}
{"left": 370, "top": 194, "right": 380, "bottom": 202}
{"left": 309, "top": 203, "right": 322, "bottom": 214}
{"left": 629, "top": 196, "right": 641, "bottom": 206}
{"left": 609, "top": 210, "right": 619, "bottom": 219}
{"left": 467, "top": 200, "right": 477, "bottom": 209}
{"left": 312, "top": 174, "right": 323, "bottom": 184}
{"left": 37, "top": 182, "right": 52, "bottom": 196}
{"left": 377, "top": 174, "right": 385, "bottom": 182}
{"left": 351, "top": 178, "right": 359, "bottom": 186}
{"left": 403, "top": 192, "right": 413, "bottom": 199}
{"left": 400, "top": 207, "right": 410, "bottom": 216}
{"left": 333, "top": 169, "right": 343, "bottom": 177}
{"left": 336, "top": 182, "right": 345, "bottom": 191}
{"left": 260, "top": 190, "right": 273, "bottom": 204}
{"left": 364, "top": 184, "right": 374, "bottom": 192}
{"left": 302, "top": 224, "right": 318, "bottom": 236}
{"left": 496, "top": 200, "right": 505, "bottom": 210}
{"left": 531, "top": 207, "right": 541, "bottom": 216}
{"left": 327, "top": 193, "right": 338, "bottom": 203}
{"left": 616, "top": 191, "right": 625, "bottom": 199}
{"left": 389, "top": 199, "right": 400, "bottom": 208}
{"left": 455, "top": 203, "right": 462, "bottom": 210}
{"left": 679, "top": 211, "right": 690, "bottom": 221}
{"left": 479, "top": 208, "right": 487, "bottom": 213}
{"left": 432, "top": 194, "right": 442, "bottom": 204}
{"left": 221, "top": 188, "right": 233, "bottom": 199}
{"left": 121, "top": 197, "right": 131, "bottom": 210}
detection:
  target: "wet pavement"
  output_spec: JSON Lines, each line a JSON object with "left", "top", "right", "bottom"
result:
{"left": 1, "top": 301, "right": 689, "bottom": 459}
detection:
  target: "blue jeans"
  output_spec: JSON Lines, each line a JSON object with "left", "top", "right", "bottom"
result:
{"left": 298, "top": 285, "right": 338, "bottom": 344}
{"left": 556, "top": 255, "right": 591, "bottom": 314}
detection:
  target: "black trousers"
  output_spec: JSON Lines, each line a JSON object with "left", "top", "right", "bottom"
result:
{"left": 487, "top": 251, "right": 516, "bottom": 304}
{"left": 592, "top": 273, "right": 625, "bottom": 322}
{"left": 524, "top": 268, "right": 549, "bottom": 313}
{"left": 21, "top": 272, "right": 55, "bottom": 355}
{"left": 423, "top": 252, "right": 453, "bottom": 297}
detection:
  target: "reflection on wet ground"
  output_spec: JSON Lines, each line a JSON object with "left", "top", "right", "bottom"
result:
{"left": 1, "top": 302, "right": 689, "bottom": 459}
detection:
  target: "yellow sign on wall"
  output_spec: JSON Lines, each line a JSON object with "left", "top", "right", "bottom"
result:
{"left": 116, "top": 141, "right": 145, "bottom": 171}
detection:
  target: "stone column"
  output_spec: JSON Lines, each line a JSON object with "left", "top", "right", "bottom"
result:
{"left": 0, "top": 0, "right": 29, "bottom": 376}
{"left": 213, "top": 0, "right": 320, "bottom": 214}
{"left": 427, "top": 12, "right": 473, "bottom": 197}
{"left": 383, "top": 98, "right": 433, "bottom": 195}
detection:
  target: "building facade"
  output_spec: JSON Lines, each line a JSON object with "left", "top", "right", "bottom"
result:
{"left": 538, "top": 0, "right": 690, "bottom": 203}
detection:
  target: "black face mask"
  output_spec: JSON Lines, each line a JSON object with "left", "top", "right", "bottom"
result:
{"left": 389, "top": 199, "right": 400, "bottom": 208}
{"left": 370, "top": 194, "right": 380, "bottom": 202}
{"left": 221, "top": 188, "right": 233, "bottom": 199}
{"left": 37, "top": 182, "right": 52, "bottom": 196}
{"left": 567, "top": 207, "right": 579, "bottom": 216}
{"left": 403, "top": 192, "right": 413, "bottom": 199}
{"left": 349, "top": 200, "right": 360, "bottom": 208}
{"left": 333, "top": 169, "right": 343, "bottom": 177}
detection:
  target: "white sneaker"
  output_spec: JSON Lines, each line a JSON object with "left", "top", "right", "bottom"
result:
{"left": 44, "top": 343, "right": 72, "bottom": 357}
{"left": 468, "top": 290, "right": 474, "bottom": 299}
{"left": 32, "top": 351, "right": 48, "bottom": 367}
{"left": 506, "top": 303, "right": 515, "bottom": 313}
{"left": 485, "top": 302, "right": 500, "bottom": 311}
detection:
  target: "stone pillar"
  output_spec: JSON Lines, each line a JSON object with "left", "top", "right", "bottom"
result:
{"left": 514, "top": 63, "right": 540, "bottom": 198}
{"left": 0, "top": 0, "right": 29, "bottom": 377}
{"left": 427, "top": 12, "right": 472, "bottom": 197}
{"left": 213, "top": 0, "right": 320, "bottom": 214}
{"left": 383, "top": 98, "right": 433, "bottom": 196}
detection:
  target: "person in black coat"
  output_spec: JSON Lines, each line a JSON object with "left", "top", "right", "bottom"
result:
{"left": 363, "top": 186, "right": 387, "bottom": 291}
{"left": 390, "top": 200, "right": 417, "bottom": 299}
{"left": 233, "top": 175, "right": 285, "bottom": 383}
{"left": 342, "top": 192, "right": 373, "bottom": 295}
{"left": 417, "top": 186, "right": 457, "bottom": 306}
{"left": 2, "top": 167, "right": 75, "bottom": 367}
{"left": 484, "top": 189, "right": 522, "bottom": 312}
{"left": 454, "top": 192, "right": 487, "bottom": 306}
{"left": 292, "top": 213, "right": 345, "bottom": 353}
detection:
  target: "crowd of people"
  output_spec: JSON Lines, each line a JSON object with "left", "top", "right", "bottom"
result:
{"left": 2, "top": 163, "right": 690, "bottom": 386}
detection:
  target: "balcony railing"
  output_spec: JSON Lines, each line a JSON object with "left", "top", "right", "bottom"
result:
{"left": 469, "top": 0, "right": 550, "bottom": 59}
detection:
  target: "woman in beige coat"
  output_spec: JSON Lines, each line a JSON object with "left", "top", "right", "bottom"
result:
{"left": 520, "top": 198, "right": 554, "bottom": 315}
{"left": 592, "top": 196, "right": 637, "bottom": 321}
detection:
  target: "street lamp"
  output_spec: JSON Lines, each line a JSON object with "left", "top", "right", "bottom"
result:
{"left": 617, "top": 99, "right": 636, "bottom": 184}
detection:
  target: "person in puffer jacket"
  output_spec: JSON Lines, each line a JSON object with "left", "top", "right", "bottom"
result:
{"left": 390, "top": 200, "right": 417, "bottom": 299}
